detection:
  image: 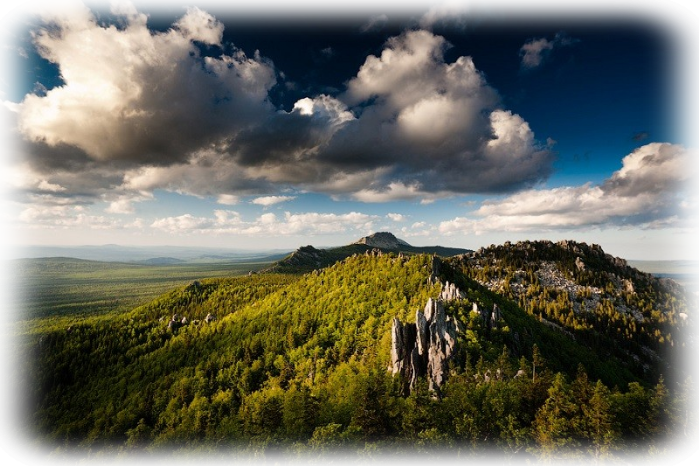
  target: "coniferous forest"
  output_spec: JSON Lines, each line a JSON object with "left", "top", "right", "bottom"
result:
{"left": 17, "top": 240, "right": 695, "bottom": 461}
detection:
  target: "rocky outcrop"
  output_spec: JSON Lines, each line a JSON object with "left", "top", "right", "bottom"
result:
{"left": 472, "top": 302, "right": 502, "bottom": 331}
{"left": 354, "top": 231, "right": 411, "bottom": 249}
{"left": 390, "top": 281, "right": 464, "bottom": 395}
{"left": 440, "top": 280, "right": 464, "bottom": 301}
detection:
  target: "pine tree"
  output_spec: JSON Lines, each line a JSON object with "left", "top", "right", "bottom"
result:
{"left": 531, "top": 373, "right": 577, "bottom": 457}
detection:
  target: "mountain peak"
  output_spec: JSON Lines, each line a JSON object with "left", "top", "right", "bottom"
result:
{"left": 353, "top": 232, "right": 411, "bottom": 250}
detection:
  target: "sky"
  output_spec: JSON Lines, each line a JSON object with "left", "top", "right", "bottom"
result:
{"left": 1, "top": 0, "right": 697, "bottom": 260}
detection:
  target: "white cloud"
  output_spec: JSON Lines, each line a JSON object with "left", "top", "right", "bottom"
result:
{"left": 520, "top": 32, "right": 578, "bottom": 69}
{"left": 216, "top": 194, "right": 240, "bottom": 205}
{"left": 174, "top": 7, "right": 224, "bottom": 45}
{"left": 104, "top": 192, "right": 152, "bottom": 214}
{"left": 150, "top": 214, "right": 214, "bottom": 233}
{"left": 252, "top": 195, "right": 296, "bottom": 206}
{"left": 439, "top": 143, "right": 693, "bottom": 234}
{"left": 18, "top": 204, "right": 120, "bottom": 230}
{"left": 602, "top": 142, "right": 689, "bottom": 196}
{"left": 17, "top": 5, "right": 276, "bottom": 164}
{"left": 149, "top": 210, "right": 380, "bottom": 237}
{"left": 387, "top": 213, "right": 407, "bottom": 222}
{"left": 419, "top": 1, "right": 468, "bottom": 29}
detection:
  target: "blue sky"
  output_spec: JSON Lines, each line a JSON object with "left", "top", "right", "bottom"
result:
{"left": 1, "top": 1, "right": 696, "bottom": 260}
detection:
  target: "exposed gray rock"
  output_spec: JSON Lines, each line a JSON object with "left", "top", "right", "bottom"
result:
{"left": 491, "top": 304, "right": 502, "bottom": 327}
{"left": 390, "top": 317, "right": 406, "bottom": 377}
{"left": 474, "top": 302, "right": 502, "bottom": 331}
{"left": 440, "top": 280, "right": 465, "bottom": 301}
{"left": 426, "top": 300, "right": 458, "bottom": 393}
{"left": 390, "top": 316, "right": 418, "bottom": 393}
{"left": 575, "top": 256, "right": 586, "bottom": 272}
{"left": 390, "top": 296, "right": 459, "bottom": 395}
{"left": 658, "top": 277, "right": 684, "bottom": 296}
{"left": 415, "top": 310, "right": 429, "bottom": 357}
{"left": 205, "top": 313, "right": 216, "bottom": 323}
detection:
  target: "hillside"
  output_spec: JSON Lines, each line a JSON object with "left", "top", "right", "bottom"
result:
{"left": 444, "top": 240, "right": 693, "bottom": 385}
{"left": 265, "top": 232, "right": 471, "bottom": 273}
{"left": 21, "top": 241, "right": 692, "bottom": 458}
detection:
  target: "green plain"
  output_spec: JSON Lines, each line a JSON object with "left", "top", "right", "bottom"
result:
{"left": 12, "top": 257, "right": 274, "bottom": 329}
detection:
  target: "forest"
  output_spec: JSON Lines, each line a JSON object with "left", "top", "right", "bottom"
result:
{"left": 17, "top": 241, "right": 694, "bottom": 460}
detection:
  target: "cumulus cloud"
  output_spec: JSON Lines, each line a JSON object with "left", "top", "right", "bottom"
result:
{"left": 13, "top": 5, "right": 555, "bottom": 216}
{"left": 252, "top": 195, "right": 296, "bottom": 207}
{"left": 18, "top": 204, "right": 121, "bottom": 230}
{"left": 210, "top": 28, "right": 552, "bottom": 200}
{"left": 439, "top": 143, "right": 692, "bottom": 235}
{"left": 520, "top": 32, "right": 578, "bottom": 69}
{"left": 601, "top": 143, "right": 687, "bottom": 197}
{"left": 150, "top": 210, "right": 379, "bottom": 237}
{"left": 419, "top": 1, "right": 468, "bottom": 29}
{"left": 216, "top": 194, "right": 240, "bottom": 205}
{"left": 359, "top": 14, "right": 388, "bottom": 34}
{"left": 18, "top": 4, "right": 276, "bottom": 166}
{"left": 104, "top": 193, "right": 152, "bottom": 214}
{"left": 387, "top": 213, "right": 407, "bottom": 222}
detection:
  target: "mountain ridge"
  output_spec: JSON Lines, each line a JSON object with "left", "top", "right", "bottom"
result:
{"left": 265, "top": 231, "right": 472, "bottom": 273}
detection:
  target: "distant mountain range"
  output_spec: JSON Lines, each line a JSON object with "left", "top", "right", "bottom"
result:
{"left": 14, "top": 244, "right": 292, "bottom": 264}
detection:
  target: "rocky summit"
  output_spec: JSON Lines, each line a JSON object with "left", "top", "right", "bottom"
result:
{"left": 353, "top": 232, "right": 412, "bottom": 250}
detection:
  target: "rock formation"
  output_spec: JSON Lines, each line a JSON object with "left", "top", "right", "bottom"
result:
{"left": 390, "top": 281, "right": 463, "bottom": 395}
{"left": 440, "top": 280, "right": 465, "bottom": 301}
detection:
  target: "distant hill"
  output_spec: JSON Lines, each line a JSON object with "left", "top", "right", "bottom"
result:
{"left": 353, "top": 231, "right": 411, "bottom": 249}
{"left": 136, "top": 257, "right": 186, "bottom": 266}
{"left": 15, "top": 245, "right": 293, "bottom": 263}
{"left": 265, "top": 232, "right": 472, "bottom": 273}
